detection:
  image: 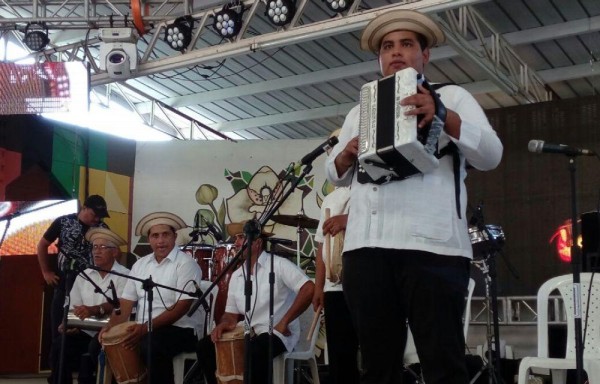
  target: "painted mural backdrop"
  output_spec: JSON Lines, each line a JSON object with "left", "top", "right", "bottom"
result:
{"left": 132, "top": 139, "right": 333, "bottom": 270}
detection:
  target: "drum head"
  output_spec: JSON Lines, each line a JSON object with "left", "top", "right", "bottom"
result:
{"left": 469, "top": 224, "right": 505, "bottom": 259}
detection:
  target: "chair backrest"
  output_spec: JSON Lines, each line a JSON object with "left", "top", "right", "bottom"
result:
{"left": 292, "top": 306, "right": 324, "bottom": 355}
{"left": 199, "top": 280, "right": 219, "bottom": 336}
{"left": 536, "top": 273, "right": 600, "bottom": 359}
{"left": 404, "top": 277, "right": 475, "bottom": 365}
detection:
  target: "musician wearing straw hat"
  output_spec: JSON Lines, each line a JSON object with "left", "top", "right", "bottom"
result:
{"left": 196, "top": 220, "right": 314, "bottom": 384}
{"left": 312, "top": 129, "right": 359, "bottom": 384}
{"left": 326, "top": 9, "right": 503, "bottom": 384}
{"left": 50, "top": 228, "right": 129, "bottom": 384}
{"left": 100, "top": 212, "right": 202, "bottom": 384}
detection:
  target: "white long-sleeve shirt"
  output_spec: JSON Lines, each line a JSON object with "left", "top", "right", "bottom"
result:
{"left": 326, "top": 84, "right": 503, "bottom": 259}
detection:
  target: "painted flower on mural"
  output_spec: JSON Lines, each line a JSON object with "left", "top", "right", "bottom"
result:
{"left": 192, "top": 183, "right": 226, "bottom": 245}
{"left": 226, "top": 165, "right": 306, "bottom": 240}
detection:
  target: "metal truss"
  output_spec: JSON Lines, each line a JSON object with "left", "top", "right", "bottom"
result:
{"left": 0, "top": 0, "right": 551, "bottom": 139}
{"left": 436, "top": 6, "right": 551, "bottom": 104}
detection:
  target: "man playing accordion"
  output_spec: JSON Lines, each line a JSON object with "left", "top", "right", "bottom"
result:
{"left": 326, "top": 9, "right": 503, "bottom": 384}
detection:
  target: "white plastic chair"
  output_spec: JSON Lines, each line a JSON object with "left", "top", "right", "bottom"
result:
{"left": 173, "top": 281, "right": 218, "bottom": 384}
{"left": 517, "top": 273, "right": 600, "bottom": 384}
{"left": 272, "top": 307, "right": 324, "bottom": 384}
{"left": 403, "top": 278, "right": 476, "bottom": 368}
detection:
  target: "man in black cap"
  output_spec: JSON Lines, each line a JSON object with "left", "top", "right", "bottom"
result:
{"left": 37, "top": 194, "right": 110, "bottom": 384}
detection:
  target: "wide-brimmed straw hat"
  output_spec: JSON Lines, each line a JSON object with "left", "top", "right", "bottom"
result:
{"left": 360, "top": 10, "right": 445, "bottom": 53}
{"left": 226, "top": 221, "right": 274, "bottom": 238}
{"left": 85, "top": 227, "right": 126, "bottom": 247}
{"left": 135, "top": 212, "right": 187, "bottom": 237}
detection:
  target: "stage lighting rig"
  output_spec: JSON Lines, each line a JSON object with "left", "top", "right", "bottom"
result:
{"left": 265, "top": 0, "right": 295, "bottom": 27}
{"left": 165, "top": 16, "right": 194, "bottom": 52}
{"left": 212, "top": 3, "right": 244, "bottom": 39}
{"left": 98, "top": 28, "right": 139, "bottom": 80}
{"left": 323, "top": 0, "right": 353, "bottom": 13}
{"left": 23, "top": 22, "right": 50, "bottom": 52}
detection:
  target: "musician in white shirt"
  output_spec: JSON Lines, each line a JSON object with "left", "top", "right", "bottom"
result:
{"left": 52, "top": 228, "right": 128, "bottom": 384}
{"left": 99, "top": 212, "right": 202, "bottom": 384}
{"left": 326, "top": 10, "right": 503, "bottom": 384}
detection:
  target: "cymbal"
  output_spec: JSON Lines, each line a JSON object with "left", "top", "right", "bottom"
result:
{"left": 271, "top": 214, "right": 319, "bottom": 229}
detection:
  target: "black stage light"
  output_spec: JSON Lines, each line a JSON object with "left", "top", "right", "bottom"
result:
{"left": 212, "top": 4, "right": 244, "bottom": 39}
{"left": 165, "top": 17, "right": 194, "bottom": 51}
{"left": 265, "top": 0, "right": 295, "bottom": 27}
{"left": 23, "top": 22, "right": 50, "bottom": 52}
{"left": 323, "top": 0, "right": 353, "bottom": 13}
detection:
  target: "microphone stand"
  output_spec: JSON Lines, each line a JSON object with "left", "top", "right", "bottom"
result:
{"left": 266, "top": 240, "right": 278, "bottom": 384}
{"left": 187, "top": 162, "right": 315, "bottom": 383}
{"left": 567, "top": 156, "right": 585, "bottom": 384}
{"left": 84, "top": 262, "right": 202, "bottom": 384}
{"left": 57, "top": 256, "right": 82, "bottom": 384}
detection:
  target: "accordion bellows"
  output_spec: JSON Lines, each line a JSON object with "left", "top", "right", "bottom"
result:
{"left": 358, "top": 67, "right": 441, "bottom": 183}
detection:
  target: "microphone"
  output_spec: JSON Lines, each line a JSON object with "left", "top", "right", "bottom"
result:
{"left": 189, "top": 211, "right": 201, "bottom": 239}
{"left": 528, "top": 140, "right": 595, "bottom": 157}
{"left": 299, "top": 136, "right": 339, "bottom": 166}
{"left": 206, "top": 222, "right": 223, "bottom": 242}
{"left": 267, "top": 237, "right": 293, "bottom": 246}
{"left": 191, "top": 281, "right": 210, "bottom": 313}
{"left": 109, "top": 280, "right": 121, "bottom": 316}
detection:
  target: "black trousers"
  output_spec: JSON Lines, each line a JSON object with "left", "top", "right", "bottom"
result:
{"left": 139, "top": 325, "right": 196, "bottom": 384}
{"left": 343, "top": 248, "right": 470, "bottom": 384}
{"left": 323, "top": 291, "right": 360, "bottom": 384}
{"left": 196, "top": 332, "right": 287, "bottom": 384}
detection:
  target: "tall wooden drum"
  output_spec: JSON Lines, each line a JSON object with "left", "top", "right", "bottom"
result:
{"left": 101, "top": 321, "right": 147, "bottom": 384}
{"left": 215, "top": 326, "right": 245, "bottom": 384}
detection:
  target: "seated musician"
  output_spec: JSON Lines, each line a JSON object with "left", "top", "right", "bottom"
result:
{"left": 52, "top": 228, "right": 129, "bottom": 384}
{"left": 99, "top": 211, "right": 202, "bottom": 384}
{"left": 196, "top": 220, "right": 314, "bottom": 384}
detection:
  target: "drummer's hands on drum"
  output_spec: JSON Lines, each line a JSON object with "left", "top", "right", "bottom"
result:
{"left": 211, "top": 321, "right": 236, "bottom": 343}
{"left": 400, "top": 84, "right": 435, "bottom": 129}
{"left": 122, "top": 323, "right": 147, "bottom": 350}
{"left": 322, "top": 214, "right": 348, "bottom": 237}
{"left": 42, "top": 270, "right": 59, "bottom": 286}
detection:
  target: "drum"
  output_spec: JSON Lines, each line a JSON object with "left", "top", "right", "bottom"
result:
{"left": 468, "top": 224, "right": 505, "bottom": 259}
{"left": 101, "top": 321, "right": 147, "bottom": 384}
{"left": 215, "top": 326, "right": 245, "bottom": 384}
{"left": 182, "top": 245, "right": 213, "bottom": 280}
{"left": 212, "top": 243, "right": 239, "bottom": 324}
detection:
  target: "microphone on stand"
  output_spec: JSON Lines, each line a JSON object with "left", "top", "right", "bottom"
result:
{"left": 206, "top": 222, "right": 223, "bottom": 242}
{"left": 297, "top": 136, "right": 339, "bottom": 166}
{"left": 189, "top": 211, "right": 201, "bottom": 241}
{"left": 191, "top": 281, "right": 210, "bottom": 313}
{"left": 109, "top": 280, "right": 121, "bottom": 315}
{"left": 528, "top": 140, "right": 595, "bottom": 156}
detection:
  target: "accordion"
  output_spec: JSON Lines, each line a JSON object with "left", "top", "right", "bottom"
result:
{"left": 358, "top": 67, "right": 444, "bottom": 183}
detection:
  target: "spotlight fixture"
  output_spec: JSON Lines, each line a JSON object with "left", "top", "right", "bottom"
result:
{"left": 323, "top": 0, "right": 353, "bottom": 13}
{"left": 98, "top": 28, "right": 139, "bottom": 80}
{"left": 212, "top": 4, "right": 244, "bottom": 39}
{"left": 23, "top": 22, "right": 50, "bottom": 52}
{"left": 164, "top": 16, "right": 194, "bottom": 52}
{"left": 265, "top": 0, "right": 295, "bottom": 27}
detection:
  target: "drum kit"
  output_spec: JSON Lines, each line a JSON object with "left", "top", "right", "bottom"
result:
{"left": 270, "top": 213, "right": 319, "bottom": 267}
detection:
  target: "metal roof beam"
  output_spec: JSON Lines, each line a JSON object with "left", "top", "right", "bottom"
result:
{"left": 206, "top": 62, "right": 600, "bottom": 132}
{"left": 134, "top": 14, "right": 600, "bottom": 112}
